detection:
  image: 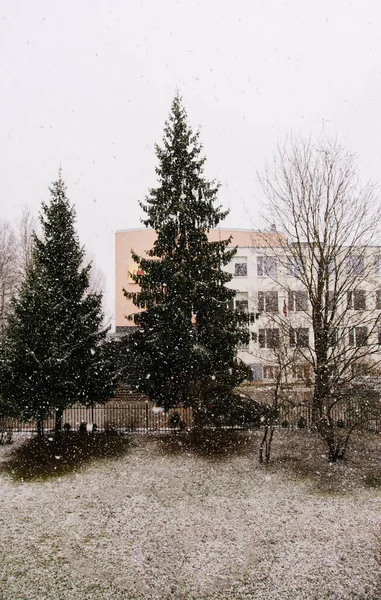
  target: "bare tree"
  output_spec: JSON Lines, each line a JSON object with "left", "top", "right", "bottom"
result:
{"left": 0, "top": 220, "right": 18, "bottom": 336}
{"left": 16, "top": 205, "right": 36, "bottom": 278}
{"left": 258, "top": 136, "right": 381, "bottom": 461}
{"left": 257, "top": 334, "right": 293, "bottom": 464}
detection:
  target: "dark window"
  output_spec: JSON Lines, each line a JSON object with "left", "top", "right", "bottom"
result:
{"left": 346, "top": 255, "right": 364, "bottom": 276}
{"left": 378, "top": 330, "right": 381, "bottom": 346}
{"left": 288, "top": 291, "right": 308, "bottom": 312}
{"left": 286, "top": 255, "right": 302, "bottom": 277}
{"left": 251, "top": 363, "right": 263, "bottom": 381}
{"left": 263, "top": 365, "right": 280, "bottom": 380}
{"left": 258, "top": 328, "right": 280, "bottom": 349}
{"left": 257, "top": 256, "right": 277, "bottom": 277}
{"left": 235, "top": 292, "right": 249, "bottom": 313}
{"left": 258, "top": 291, "right": 278, "bottom": 312}
{"left": 290, "top": 328, "right": 309, "bottom": 348}
{"left": 292, "top": 364, "right": 312, "bottom": 382}
{"left": 235, "top": 300, "right": 248, "bottom": 313}
{"left": 347, "top": 290, "right": 366, "bottom": 310}
{"left": 349, "top": 327, "right": 368, "bottom": 347}
{"left": 234, "top": 260, "right": 247, "bottom": 277}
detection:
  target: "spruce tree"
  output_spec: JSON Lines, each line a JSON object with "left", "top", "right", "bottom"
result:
{"left": 0, "top": 175, "right": 115, "bottom": 433}
{"left": 125, "top": 95, "right": 250, "bottom": 414}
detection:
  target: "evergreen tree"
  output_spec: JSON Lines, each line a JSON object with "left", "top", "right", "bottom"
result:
{"left": 0, "top": 175, "right": 116, "bottom": 433}
{"left": 125, "top": 95, "right": 250, "bottom": 414}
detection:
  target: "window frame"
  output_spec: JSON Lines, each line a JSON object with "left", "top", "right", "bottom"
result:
{"left": 286, "top": 255, "right": 302, "bottom": 277}
{"left": 288, "top": 290, "right": 308, "bottom": 312}
{"left": 234, "top": 257, "right": 248, "bottom": 277}
{"left": 234, "top": 291, "right": 249, "bottom": 314}
{"left": 257, "top": 256, "right": 277, "bottom": 277}
{"left": 346, "top": 255, "right": 364, "bottom": 276}
{"left": 258, "top": 290, "right": 279, "bottom": 313}
{"left": 263, "top": 365, "right": 280, "bottom": 380}
{"left": 289, "top": 327, "right": 309, "bottom": 348}
{"left": 258, "top": 328, "right": 280, "bottom": 349}
{"left": 347, "top": 290, "right": 366, "bottom": 311}
{"left": 348, "top": 326, "right": 368, "bottom": 347}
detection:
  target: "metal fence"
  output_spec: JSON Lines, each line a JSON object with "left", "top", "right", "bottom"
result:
{"left": 0, "top": 402, "right": 194, "bottom": 434}
{"left": 276, "top": 402, "right": 381, "bottom": 433}
{"left": 1, "top": 400, "right": 380, "bottom": 435}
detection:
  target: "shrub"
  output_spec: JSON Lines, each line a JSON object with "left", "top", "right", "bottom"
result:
{"left": 0, "top": 423, "right": 13, "bottom": 445}
{"left": 204, "top": 394, "right": 263, "bottom": 428}
{"left": 297, "top": 416, "right": 307, "bottom": 429}
{"left": 104, "top": 421, "right": 118, "bottom": 435}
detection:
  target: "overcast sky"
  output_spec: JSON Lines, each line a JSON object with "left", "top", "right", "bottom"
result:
{"left": 2, "top": 0, "right": 381, "bottom": 324}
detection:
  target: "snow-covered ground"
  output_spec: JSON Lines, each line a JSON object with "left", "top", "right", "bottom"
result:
{"left": 0, "top": 431, "right": 380, "bottom": 600}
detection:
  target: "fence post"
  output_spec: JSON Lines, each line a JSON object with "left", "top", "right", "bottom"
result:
{"left": 145, "top": 399, "right": 149, "bottom": 433}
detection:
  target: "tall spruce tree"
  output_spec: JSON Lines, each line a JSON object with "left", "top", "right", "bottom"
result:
{"left": 0, "top": 175, "right": 115, "bottom": 433}
{"left": 125, "top": 95, "right": 250, "bottom": 413}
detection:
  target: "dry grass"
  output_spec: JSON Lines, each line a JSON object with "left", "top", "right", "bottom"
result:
{"left": 0, "top": 429, "right": 380, "bottom": 600}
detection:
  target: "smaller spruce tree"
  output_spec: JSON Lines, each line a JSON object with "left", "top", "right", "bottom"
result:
{"left": 0, "top": 175, "right": 116, "bottom": 433}
{"left": 125, "top": 95, "right": 250, "bottom": 414}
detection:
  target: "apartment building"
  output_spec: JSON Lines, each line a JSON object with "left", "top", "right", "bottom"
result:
{"left": 115, "top": 228, "right": 381, "bottom": 382}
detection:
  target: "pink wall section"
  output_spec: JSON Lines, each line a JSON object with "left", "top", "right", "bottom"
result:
{"left": 115, "top": 228, "right": 284, "bottom": 328}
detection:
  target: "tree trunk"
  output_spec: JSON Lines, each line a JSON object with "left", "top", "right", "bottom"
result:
{"left": 55, "top": 408, "right": 63, "bottom": 435}
{"left": 259, "top": 426, "right": 268, "bottom": 464}
{"left": 265, "top": 427, "right": 275, "bottom": 464}
{"left": 259, "top": 425, "right": 275, "bottom": 464}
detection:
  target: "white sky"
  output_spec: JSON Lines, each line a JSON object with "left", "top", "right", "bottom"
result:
{"left": 2, "top": 0, "right": 381, "bottom": 325}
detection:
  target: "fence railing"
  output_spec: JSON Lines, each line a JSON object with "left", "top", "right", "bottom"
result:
{"left": 1, "top": 400, "right": 380, "bottom": 434}
{"left": 0, "top": 402, "right": 194, "bottom": 434}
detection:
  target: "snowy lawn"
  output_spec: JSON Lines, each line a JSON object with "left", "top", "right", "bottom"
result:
{"left": 0, "top": 429, "right": 380, "bottom": 600}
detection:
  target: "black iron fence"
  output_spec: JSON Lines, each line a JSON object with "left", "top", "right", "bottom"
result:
{"left": 0, "top": 402, "right": 194, "bottom": 434}
{"left": 1, "top": 400, "right": 380, "bottom": 435}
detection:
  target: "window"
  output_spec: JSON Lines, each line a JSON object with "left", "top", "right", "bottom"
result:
{"left": 288, "top": 291, "right": 308, "bottom": 312}
{"left": 347, "top": 290, "right": 366, "bottom": 310}
{"left": 235, "top": 292, "right": 249, "bottom": 313}
{"left": 349, "top": 326, "right": 368, "bottom": 347}
{"left": 346, "top": 255, "right": 364, "bottom": 276}
{"left": 289, "top": 328, "right": 309, "bottom": 348}
{"left": 286, "top": 255, "right": 302, "bottom": 277}
{"left": 257, "top": 256, "right": 277, "bottom": 277}
{"left": 378, "top": 330, "right": 381, "bottom": 346}
{"left": 292, "top": 364, "right": 312, "bottom": 382}
{"left": 375, "top": 257, "right": 381, "bottom": 275}
{"left": 251, "top": 364, "right": 263, "bottom": 381}
{"left": 263, "top": 365, "right": 280, "bottom": 380}
{"left": 258, "top": 291, "right": 278, "bottom": 312}
{"left": 258, "top": 328, "right": 280, "bottom": 349}
{"left": 234, "top": 257, "right": 247, "bottom": 277}
{"left": 376, "top": 290, "right": 381, "bottom": 310}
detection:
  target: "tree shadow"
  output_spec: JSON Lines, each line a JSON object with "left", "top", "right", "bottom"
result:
{"left": 268, "top": 430, "right": 381, "bottom": 494}
{"left": 158, "top": 429, "right": 256, "bottom": 459}
{"left": 0, "top": 432, "right": 131, "bottom": 481}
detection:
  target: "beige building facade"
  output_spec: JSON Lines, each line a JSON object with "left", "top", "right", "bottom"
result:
{"left": 115, "top": 227, "right": 283, "bottom": 332}
{"left": 115, "top": 228, "right": 381, "bottom": 382}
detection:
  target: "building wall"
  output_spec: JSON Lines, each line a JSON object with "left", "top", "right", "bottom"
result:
{"left": 115, "top": 228, "right": 381, "bottom": 382}
{"left": 115, "top": 227, "right": 284, "bottom": 330}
